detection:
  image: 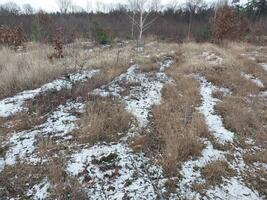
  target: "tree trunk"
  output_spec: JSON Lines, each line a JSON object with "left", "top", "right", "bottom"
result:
{"left": 187, "top": 13, "right": 192, "bottom": 39}
{"left": 139, "top": 10, "right": 143, "bottom": 45}
{"left": 131, "top": 12, "right": 135, "bottom": 39}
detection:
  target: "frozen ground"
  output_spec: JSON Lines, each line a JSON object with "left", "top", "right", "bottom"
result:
{"left": 178, "top": 74, "right": 261, "bottom": 200}
{"left": 0, "top": 49, "right": 265, "bottom": 199}
{"left": 0, "top": 69, "right": 99, "bottom": 117}
{"left": 93, "top": 58, "right": 173, "bottom": 127}
{"left": 0, "top": 101, "right": 85, "bottom": 171}
{"left": 0, "top": 58, "right": 175, "bottom": 199}
{"left": 67, "top": 143, "right": 167, "bottom": 200}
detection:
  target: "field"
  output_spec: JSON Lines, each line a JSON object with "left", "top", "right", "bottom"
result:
{"left": 0, "top": 39, "right": 267, "bottom": 200}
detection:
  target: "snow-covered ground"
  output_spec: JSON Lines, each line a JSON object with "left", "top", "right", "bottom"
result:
{"left": 0, "top": 58, "right": 175, "bottom": 199}
{"left": 176, "top": 52, "right": 263, "bottom": 200}
{"left": 64, "top": 58, "right": 175, "bottom": 199}
{"left": 26, "top": 177, "right": 51, "bottom": 200}
{"left": 67, "top": 143, "right": 167, "bottom": 200}
{"left": 261, "top": 63, "right": 267, "bottom": 71}
{"left": 93, "top": 58, "right": 173, "bottom": 127}
{"left": 0, "top": 69, "right": 99, "bottom": 117}
{"left": 177, "top": 75, "right": 262, "bottom": 200}
{"left": 0, "top": 48, "right": 265, "bottom": 199}
{"left": 198, "top": 76, "right": 234, "bottom": 143}
{"left": 0, "top": 101, "right": 85, "bottom": 171}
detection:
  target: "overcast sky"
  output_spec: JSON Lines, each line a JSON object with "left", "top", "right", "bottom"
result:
{"left": 0, "top": 0, "right": 248, "bottom": 12}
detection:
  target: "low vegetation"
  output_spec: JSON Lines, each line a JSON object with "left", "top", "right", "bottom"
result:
{"left": 201, "top": 160, "right": 236, "bottom": 186}
{"left": 77, "top": 97, "right": 133, "bottom": 144}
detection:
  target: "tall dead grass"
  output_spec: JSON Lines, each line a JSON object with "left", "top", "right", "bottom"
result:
{"left": 215, "top": 96, "right": 267, "bottom": 146}
{"left": 77, "top": 97, "right": 132, "bottom": 144}
{"left": 143, "top": 75, "right": 209, "bottom": 176}
{"left": 0, "top": 44, "right": 67, "bottom": 98}
{"left": 201, "top": 160, "right": 235, "bottom": 186}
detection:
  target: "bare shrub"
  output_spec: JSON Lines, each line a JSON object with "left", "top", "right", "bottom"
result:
{"left": 48, "top": 27, "right": 64, "bottom": 60}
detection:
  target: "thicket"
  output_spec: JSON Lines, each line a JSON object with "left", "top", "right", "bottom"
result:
{"left": 0, "top": 1, "right": 266, "bottom": 45}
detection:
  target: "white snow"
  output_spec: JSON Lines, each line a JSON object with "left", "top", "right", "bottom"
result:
{"left": 67, "top": 143, "right": 167, "bottom": 200}
{"left": 241, "top": 72, "right": 264, "bottom": 88}
{"left": 178, "top": 141, "right": 225, "bottom": 199}
{"left": 206, "top": 178, "right": 261, "bottom": 200}
{"left": 4, "top": 130, "right": 39, "bottom": 166}
{"left": 0, "top": 69, "right": 99, "bottom": 117}
{"left": 198, "top": 76, "right": 234, "bottom": 143}
{"left": 177, "top": 74, "right": 262, "bottom": 200}
{"left": 93, "top": 58, "right": 173, "bottom": 127}
{"left": 175, "top": 70, "right": 263, "bottom": 199}
{"left": 201, "top": 51, "right": 223, "bottom": 65}
{"left": 0, "top": 101, "right": 84, "bottom": 171}
{"left": 261, "top": 63, "right": 267, "bottom": 71}
{"left": 27, "top": 178, "right": 51, "bottom": 200}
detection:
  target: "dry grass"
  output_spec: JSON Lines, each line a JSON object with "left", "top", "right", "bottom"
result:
{"left": 134, "top": 44, "right": 212, "bottom": 176}
{"left": 178, "top": 42, "right": 267, "bottom": 147}
{"left": 215, "top": 96, "right": 267, "bottom": 146}
{"left": 0, "top": 163, "right": 46, "bottom": 199}
{"left": 201, "top": 160, "right": 236, "bottom": 186}
{"left": 143, "top": 75, "right": 209, "bottom": 176}
{"left": 0, "top": 40, "right": 180, "bottom": 100}
{"left": 139, "top": 62, "right": 159, "bottom": 73}
{"left": 0, "top": 41, "right": 131, "bottom": 99}
{"left": 47, "top": 158, "right": 87, "bottom": 199}
{"left": 244, "top": 149, "right": 267, "bottom": 165}
{"left": 76, "top": 97, "right": 133, "bottom": 144}
{"left": 0, "top": 44, "right": 70, "bottom": 99}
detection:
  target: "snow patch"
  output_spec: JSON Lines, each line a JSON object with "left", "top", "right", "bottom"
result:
{"left": 93, "top": 59, "right": 173, "bottom": 127}
{"left": 178, "top": 141, "right": 225, "bottom": 199}
{"left": 67, "top": 143, "right": 166, "bottom": 200}
{"left": 261, "top": 63, "right": 267, "bottom": 71}
{"left": 0, "top": 69, "right": 99, "bottom": 117}
{"left": 206, "top": 177, "right": 261, "bottom": 200}
{"left": 27, "top": 178, "right": 51, "bottom": 200}
{"left": 0, "top": 101, "right": 84, "bottom": 171}
{"left": 198, "top": 76, "right": 234, "bottom": 143}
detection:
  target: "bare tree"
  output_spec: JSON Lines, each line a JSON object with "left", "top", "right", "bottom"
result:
{"left": 22, "top": 4, "right": 34, "bottom": 15}
{"left": 70, "top": 4, "right": 85, "bottom": 13}
{"left": 2, "top": 2, "right": 21, "bottom": 15}
{"left": 127, "top": 0, "right": 137, "bottom": 39}
{"left": 57, "top": 0, "right": 72, "bottom": 14}
{"left": 126, "top": 0, "right": 159, "bottom": 46}
{"left": 86, "top": 0, "right": 92, "bottom": 13}
{"left": 185, "top": 0, "right": 206, "bottom": 38}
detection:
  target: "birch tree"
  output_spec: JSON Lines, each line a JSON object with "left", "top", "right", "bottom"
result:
{"left": 185, "top": 0, "right": 206, "bottom": 38}
{"left": 57, "top": 0, "right": 72, "bottom": 14}
{"left": 126, "top": 0, "right": 160, "bottom": 46}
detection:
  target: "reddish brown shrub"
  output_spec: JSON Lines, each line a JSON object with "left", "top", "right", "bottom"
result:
{"left": 0, "top": 25, "right": 26, "bottom": 49}
{"left": 212, "top": 6, "right": 240, "bottom": 42}
{"left": 48, "top": 27, "right": 64, "bottom": 60}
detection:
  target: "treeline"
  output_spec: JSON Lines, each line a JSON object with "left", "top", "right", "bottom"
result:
{"left": 0, "top": 0, "right": 266, "bottom": 45}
